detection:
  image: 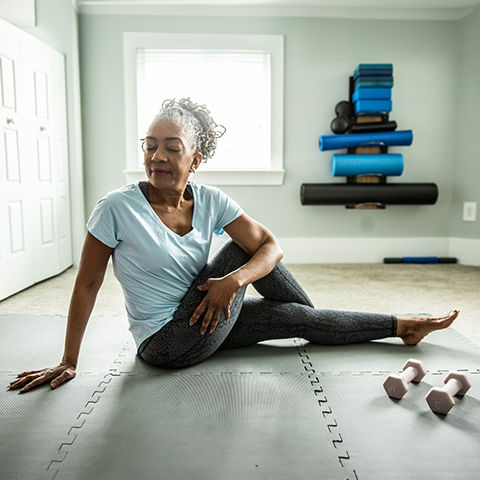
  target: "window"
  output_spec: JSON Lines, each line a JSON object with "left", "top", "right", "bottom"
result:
{"left": 123, "top": 33, "right": 284, "bottom": 185}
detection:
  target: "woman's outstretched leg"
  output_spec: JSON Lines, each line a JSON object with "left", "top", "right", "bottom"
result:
{"left": 219, "top": 297, "right": 459, "bottom": 349}
{"left": 219, "top": 297, "right": 396, "bottom": 348}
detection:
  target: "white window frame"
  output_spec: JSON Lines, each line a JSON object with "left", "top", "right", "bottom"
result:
{"left": 123, "top": 32, "right": 284, "bottom": 186}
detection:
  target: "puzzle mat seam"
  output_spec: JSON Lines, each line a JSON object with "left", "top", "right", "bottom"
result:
{"left": 34, "top": 334, "right": 479, "bottom": 479}
{"left": 46, "top": 339, "right": 132, "bottom": 479}
{"left": 295, "top": 338, "right": 359, "bottom": 480}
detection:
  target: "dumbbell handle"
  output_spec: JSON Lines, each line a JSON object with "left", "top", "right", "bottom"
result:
{"left": 401, "top": 365, "right": 419, "bottom": 384}
{"left": 443, "top": 378, "right": 463, "bottom": 396}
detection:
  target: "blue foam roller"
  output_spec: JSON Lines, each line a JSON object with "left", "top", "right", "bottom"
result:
{"left": 319, "top": 130, "right": 413, "bottom": 151}
{"left": 352, "top": 88, "right": 392, "bottom": 102}
{"left": 402, "top": 257, "right": 440, "bottom": 264}
{"left": 331, "top": 154, "right": 404, "bottom": 176}
{"left": 355, "top": 100, "right": 392, "bottom": 114}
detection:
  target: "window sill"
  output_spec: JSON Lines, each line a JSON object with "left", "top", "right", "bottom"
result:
{"left": 124, "top": 169, "right": 285, "bottom": 186}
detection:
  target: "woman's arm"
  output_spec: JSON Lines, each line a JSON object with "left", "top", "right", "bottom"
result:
{"left": 222, "top": 213, "right": 283, "bottom": 288}
{"left": 62, "top": 232, "right": 114, "bottom": 367}
{"left": 9, "top": 232, "right": 113, "bottom": 393}
{"left": 190, "top": 214, "right": 283, "bottom": 335}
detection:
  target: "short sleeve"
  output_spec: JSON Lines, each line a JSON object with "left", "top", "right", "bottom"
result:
{"left": 213, "top": 188, "right": 244, "bottom": 236}
{"left": 86, "top": 197, "right": 121, "bottom": 248}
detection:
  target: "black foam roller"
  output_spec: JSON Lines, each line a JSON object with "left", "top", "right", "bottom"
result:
{"left": 300, "top": 183, "right": 438, "bottom": 205}
{"left": 350, "top": 121, "right": 397, "bottom": 133}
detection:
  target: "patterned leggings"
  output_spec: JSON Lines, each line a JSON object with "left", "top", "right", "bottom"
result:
{"left": 138, "top": 240, "right": 397, "bottom": 368}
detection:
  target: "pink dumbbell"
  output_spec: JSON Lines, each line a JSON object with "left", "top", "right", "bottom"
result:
{"left": 383, "top": 359, "right": 426, "bottom": 399}
{"left": 425, "top": 372, "right": 471, "bottom": 415}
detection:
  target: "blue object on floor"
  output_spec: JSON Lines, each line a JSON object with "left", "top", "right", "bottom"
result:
{"left": 354, "top": 99, "right": 393, "bottom": 114}
{"left": 384, "top": 257, "right": 458, "bottom": 264}
{"left": 352, "top": 87, "right": 392, "bottom": 102}
{"left": 319, "top": 130, "right": 413, "bottom": 151}
{"left": 331, "top": 154, "right": 404, "bottom": 176}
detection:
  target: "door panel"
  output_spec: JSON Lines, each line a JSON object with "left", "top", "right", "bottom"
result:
{"left": 0, "top": 18, "right": 72, "bottom": 300}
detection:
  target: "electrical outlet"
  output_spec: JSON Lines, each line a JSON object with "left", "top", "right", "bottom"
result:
{"left": 463, "top": 202, "right": 477, "bottom": 222}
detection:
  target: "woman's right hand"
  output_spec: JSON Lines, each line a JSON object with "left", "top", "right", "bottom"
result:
{"left": 8, "top": 360, "right": 76, "bottom": 394}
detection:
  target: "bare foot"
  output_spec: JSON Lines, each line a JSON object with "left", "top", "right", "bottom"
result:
{"left": 396, "top": 309, "right": 459, "bottom": 345}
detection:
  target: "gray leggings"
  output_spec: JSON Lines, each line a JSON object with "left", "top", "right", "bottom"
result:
{"left": 138, "top": 240, "right": 397, "bottom": 368}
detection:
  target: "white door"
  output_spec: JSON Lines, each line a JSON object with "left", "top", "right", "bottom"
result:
{"left": 0, "top": 18, "right": 72, "bottom": 300}
{"left": 0, "top": 23, "right": 35, "bottom": 299}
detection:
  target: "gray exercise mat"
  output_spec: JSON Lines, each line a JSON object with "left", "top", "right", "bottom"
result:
{"left": 122, "top": 337, "right": 310, "bottom": 375}
{"left": 52, "top": 372, "right": 356, "bottom": 480}
{"left": 0, "top": 314, "right": 131, "bottom": 374}
{"left": 313, "top": 372, "right": 480, "bottom": 479}
{"left": 0, "top": 372, "right": 110, "bottom": 480}
{"left": 303, "top": 327, "right": 480, "bottom": 373}
{"left": 2, "top": 314, "right": 480, "bottom": 480}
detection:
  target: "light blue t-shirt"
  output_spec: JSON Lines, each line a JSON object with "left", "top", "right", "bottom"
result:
{"left": 86, "top": 180, "right": 243, "bottom": 350}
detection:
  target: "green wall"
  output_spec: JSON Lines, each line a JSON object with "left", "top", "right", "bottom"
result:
{"left": 79, "top": 12, "right": 462, "bottom": 239}
{"left": 450, "top": 6, "right": 480, "bottom": 239}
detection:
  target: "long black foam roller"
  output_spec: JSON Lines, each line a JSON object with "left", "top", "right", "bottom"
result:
{"left": 300, "top": 183, "right": 438, "bottom": 205}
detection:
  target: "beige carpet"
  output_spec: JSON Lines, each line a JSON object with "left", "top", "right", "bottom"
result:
{"left": 1, "top": 262, "right": 479, "bottom": 346}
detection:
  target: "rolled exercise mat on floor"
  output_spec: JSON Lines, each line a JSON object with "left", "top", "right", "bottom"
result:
{"left": 331, "top": 154, "right": 404, "bottom": 176}
{"left": 300, "top": 183, "right": 438, "bottom": 205}
{"left": 319, "top": 130, "right": 413, "bottom": 151}
{"left": 384, "top": 257, "right": 457, "bottom": 264}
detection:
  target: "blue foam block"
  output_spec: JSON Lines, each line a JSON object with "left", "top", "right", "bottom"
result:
{"left": 354, "top": 75, "right": 393, "bottom": 84}
{"left": 319, "top": 130, "right": 413, "bottom": 151}
{"left": 352, "top": 88, "right": 392, "bottom": 102}
{"left": 331, "top": 154, "right": 404, "bottom": 177}
{"left": 354, "top": 81, "right": 394, "bottom": 88}
{"left": 354, "top": 64, "right": 393, "bottom": 76}
{"left": 355, "top": 100, "right": 393, "bottom": 114}
{"left": 354, "top": 69, "right": 393, "bottom": 79}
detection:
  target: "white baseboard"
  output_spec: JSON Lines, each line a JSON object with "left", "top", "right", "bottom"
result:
{"left": 277, "top": 237, "right": 451, "bottom": 264}
{"left": 448, "top": 238, "right": 480, "bottom": 267}
{"left": 210, "top": 235, "right": 479, "bottom": 266}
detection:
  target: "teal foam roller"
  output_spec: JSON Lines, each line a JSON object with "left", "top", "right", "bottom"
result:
{"left": 331, "top": 154, "right": 404, "bottom": 176}
{"left": 319, "top": 130, "right": 413, "bottom": 151}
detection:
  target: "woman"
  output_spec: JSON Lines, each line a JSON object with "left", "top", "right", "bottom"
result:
{"left": 9, "top": 98, "right": 458, "bottom": 394}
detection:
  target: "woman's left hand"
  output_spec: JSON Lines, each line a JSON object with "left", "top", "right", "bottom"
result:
{"left": 189, "top": 275, "right": 241, "bottom": 335}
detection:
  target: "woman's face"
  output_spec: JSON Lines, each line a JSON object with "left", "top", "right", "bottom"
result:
{"left": 143, "top": 118, "right": 202, "bottom": 190}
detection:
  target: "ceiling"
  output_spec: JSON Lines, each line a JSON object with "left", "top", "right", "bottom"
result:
{"left": 78, "top": 0, "right": 480, "bottom": 7}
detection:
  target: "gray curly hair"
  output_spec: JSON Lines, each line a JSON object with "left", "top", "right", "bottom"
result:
{"left": 151, "top": 98, "right": 226, "bottom": 162}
